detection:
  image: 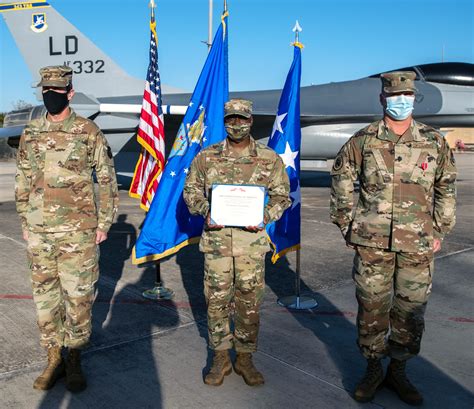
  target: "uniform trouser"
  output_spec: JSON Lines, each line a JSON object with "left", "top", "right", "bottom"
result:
{"left": 353, "top": 245, "right": 433, "bottom": 361}
{"left": 204, "top": 253, "right": 265, "bottom": 353}
{"left": 27, "top": 229, "right": 99, "bottom": 349}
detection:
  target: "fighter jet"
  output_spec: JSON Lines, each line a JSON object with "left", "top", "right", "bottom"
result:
{"left": 1, "top": 1, "right": 473, "bottom": 182}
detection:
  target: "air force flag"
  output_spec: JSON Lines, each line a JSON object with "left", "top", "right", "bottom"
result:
{"left": 133, "top": 11, "right": 229, "bottom": 264}
{"left": 266, "top": 42, "right": 303, "bottom": 263}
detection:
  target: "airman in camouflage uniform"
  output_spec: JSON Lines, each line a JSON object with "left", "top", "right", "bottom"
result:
{"left": 184, "top": 99, "right": 290, "bottom": 387}
{"left": 15, "top": 66, "right": 118, "bottom": 392}
{"left": 330, "top": 72, "right": 456, "bottom": 405}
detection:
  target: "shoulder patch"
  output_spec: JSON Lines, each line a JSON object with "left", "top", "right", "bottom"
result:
{"left": 333, "top": 154, "right": 344, "bottom": 172}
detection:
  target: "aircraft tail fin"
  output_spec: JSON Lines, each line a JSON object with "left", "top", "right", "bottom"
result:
{"left": 0, "top": 1, "right": 161, "bottom": 97}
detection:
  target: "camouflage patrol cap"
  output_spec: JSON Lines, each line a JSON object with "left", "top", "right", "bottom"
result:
{"left": 37, "top": 65, "right": 73, "bottom": 87}
{"left": 224, "top": 99, "right": 253, "bottom": 118}
{"left": 380, "top": 71, "right": 417, "bottom": 94}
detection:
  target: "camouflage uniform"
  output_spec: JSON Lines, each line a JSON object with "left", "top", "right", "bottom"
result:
{"left": 15, "top": 66, "right": 118, "bottom": 349}
{"left": 330, "top": 72, "right": 456, "bottom": 361}
{"left": 183, "top": 100, "right": 290, "bottom": 352}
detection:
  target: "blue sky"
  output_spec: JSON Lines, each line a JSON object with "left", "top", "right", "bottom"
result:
{"left": 0, "top": 0, "right": 472, "bottom": 112}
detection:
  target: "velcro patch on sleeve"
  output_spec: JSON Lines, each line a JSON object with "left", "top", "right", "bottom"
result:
{"left": 333, "top": 154, "right": 344, "bottom": 172}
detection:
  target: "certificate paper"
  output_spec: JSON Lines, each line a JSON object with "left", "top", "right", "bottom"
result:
{"left": 210, "top": 184, "right": 265, "bottom": 227}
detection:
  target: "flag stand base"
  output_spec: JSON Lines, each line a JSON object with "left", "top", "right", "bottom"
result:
{"left": 142, "top": 263, "right": 174, "bottom": 300}
{"left": 276, "top": 250, "right": 318, "bottom": 310}
{"left": 142, "top": 285, "right": 174, "bottom": 300}
{"left": 277, "top": 295, "right": 318, "bottom": 310}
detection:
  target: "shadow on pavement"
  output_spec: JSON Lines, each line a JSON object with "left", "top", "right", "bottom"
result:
{"left": 264, "top": 253, "right": 474, "bottom": 408}
{"left": 35, "top": 215, "right": 179, "bottom": 408}
{"left": 175, "top": 244, "right": 213, "bottom": 378}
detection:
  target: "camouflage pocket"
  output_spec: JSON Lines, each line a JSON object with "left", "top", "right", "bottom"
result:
{"left": 361, "top": 149, "right": 385, "bottom": 193}
{"left": 74, "top": 230, "right": 99, "bottom": 286}
{"left": 63, "top": 133, "right": 89, "bottom": 173}
{"left": 25, "top": 135, "right": 44, "bottom": 171}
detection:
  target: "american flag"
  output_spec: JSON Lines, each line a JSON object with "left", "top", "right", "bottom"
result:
{"left": 129, "top": 12, "right": 165, "bottom": 211}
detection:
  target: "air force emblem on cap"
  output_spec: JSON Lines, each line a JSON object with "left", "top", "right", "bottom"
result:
{"left": 31, "top": 13, "right": 48, "bottom": 33}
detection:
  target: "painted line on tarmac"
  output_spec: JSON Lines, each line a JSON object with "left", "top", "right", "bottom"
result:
{"left": 1, "top": 294, "right": 472, "bottom": 323}
{"left": 0, "top": 361, "right": 46, "bottom": 380}
{"left": 257, "top": 349, "right": 385, "bottom": 408}
{"left": 275, "top": 307, "right": 474, "bottom": 323}
{"left": 435, "top": 247, "right": 474, "bottom": 260}
{"left": 0, "top": 320, "right": 200, "bottom": 380}
{"left": 305, "top": 219, "right": 334, "bottom": 226}
{"left": 301, "top": 205, "right": 331, "bottom": 209}
{"left": 0, "top": 294, "right": 33, "bottom": 300}
{"left": 83, "top": 320, "right": 198, "bottom": 356}
{"left": 449, "top": 317, "right": 474, "bottom": 323}
{"left": 0, "top": 233, "right": 26, "bottom": 248}
{"left": 97, "top": 274, "right": 197, "bottom": 323}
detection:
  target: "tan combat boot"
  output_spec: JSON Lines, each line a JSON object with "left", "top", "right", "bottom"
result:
{"left": 33, "top": 346, "right": 65, "bottom": 390}
{"left": 385, "top": 359, "right": 423, "bottom": 406}
{"left": 65, "top": 349, "right": 87, "bottom": 392}
{"left": 204, "top": 350, "right": 232, "bottom": 386}
{"left": 353, "top": 358, "right": 384, "bottom": 402}
{"left": 234, "top": 352, "right": 264, "bottom": 386}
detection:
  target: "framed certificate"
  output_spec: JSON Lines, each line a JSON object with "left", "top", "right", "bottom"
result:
{"left": 210, "top": 184, "right": 265, "bottom": 227}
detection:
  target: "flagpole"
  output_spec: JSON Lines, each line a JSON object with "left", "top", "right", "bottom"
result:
{"left": 296, "top": 248, "right": 301, "bottom": 298}
{"left": 142, "top": 0, "right": 174, "bottom": 301}
{"left": 208, "top": 0, "right": 213, "bottom": 52}
{"left": 276, "top": 21, "right": 317, "bottom": 310}
{"left": 277, "top": 249, "right": 317, "bottom": 310}
{"left": 143, "top": 261, "right": 174, "bottom": 300}
{"left": 150, "top": 0, "right": 155, "bottom": 18}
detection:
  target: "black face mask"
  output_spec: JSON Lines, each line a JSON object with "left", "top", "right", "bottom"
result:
{"left": 43, "top": 90, "right": 69, "bottom": 115}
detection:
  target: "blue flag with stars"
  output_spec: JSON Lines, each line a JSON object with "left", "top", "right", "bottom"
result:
{"left": 133, "top": 11, "right": 229, "bottom": 264}
{"left": 266, "top": 43, "right": 302, "bottom": 263}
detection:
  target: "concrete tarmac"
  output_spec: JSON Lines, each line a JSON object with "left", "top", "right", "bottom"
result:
{"left": 0, "top": 155, "right": 473, "bottom": 409}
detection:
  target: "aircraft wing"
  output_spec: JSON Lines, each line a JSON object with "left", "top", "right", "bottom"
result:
{"left": 0, "top": 126, "right": 24, "bottom": 140}
{"left": 2, "top": 1, "right": 472, "bottom": 171}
